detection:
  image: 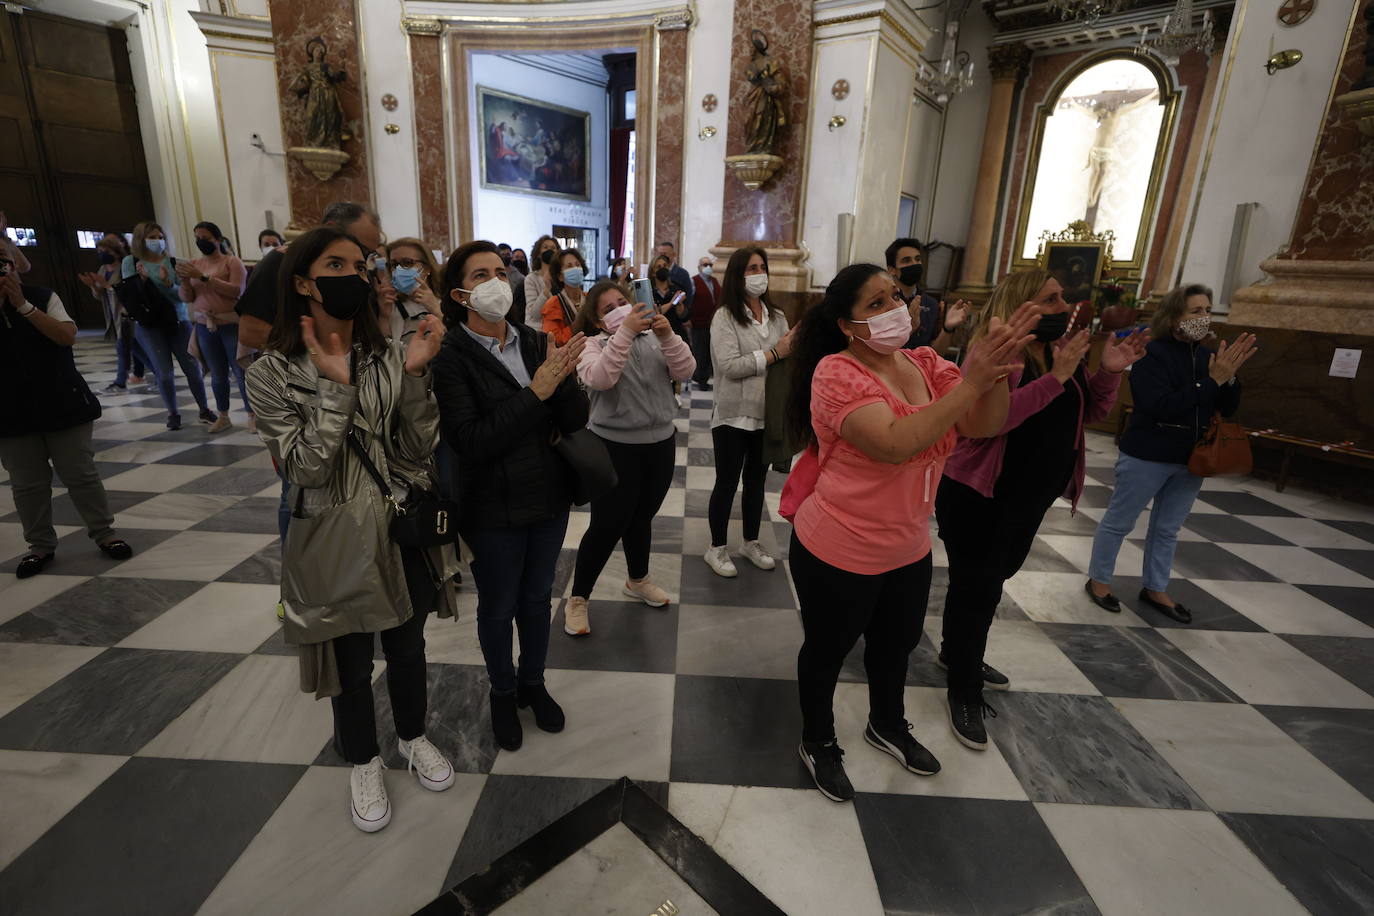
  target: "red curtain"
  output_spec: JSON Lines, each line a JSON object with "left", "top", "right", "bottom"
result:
{"left": 609, "top": 127, "right": 631, "bottom": 261}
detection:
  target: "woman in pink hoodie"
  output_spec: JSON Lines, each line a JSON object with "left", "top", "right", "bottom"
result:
{"left": 936, "top": 268, "right": 1146, "bottom": 752}
{"left": 563, "top": 279, "right": 696, "bottom": 637}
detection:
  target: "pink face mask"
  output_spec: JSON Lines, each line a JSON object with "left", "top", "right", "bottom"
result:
{"left": 852, "top": 305, "right": 912, "bottom": 354}
{"left": 602, "top": 303, "right": 633, "bottom": 335}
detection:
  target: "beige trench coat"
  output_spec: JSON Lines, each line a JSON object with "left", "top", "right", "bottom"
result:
{"left": 246, "top": 340, "right": 459, "bottom": 697}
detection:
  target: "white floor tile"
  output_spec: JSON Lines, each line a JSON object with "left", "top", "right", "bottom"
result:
{"left": 0, "top": 574, "right": 88, "bottom": 626}
{"left": 1239, "top": 515, "right": 1374, "bottom": 550}
{"left": 1162, "top": 629, "right": 1374, "bottom": 708}
{"left": 1004, "top": 571, "right": 1151, "bottom": 627}
{"left": 1193, "top": 580, "right": 1374, "bottom": 637}
{"left": 99, "top": 463, "right": 216, "bottom": 493}
{"left": 116, "top": 582, "right": 284, "bottom": 652}
{"left": 1219, "top": 543, "right": 1374, "bottom": 587}
{"left": 0, "top": 643, "right": 104, "bottom": 718}
{"left": 112, "top": 492, "right": 242, "bottom": 531}
{"left": 104, "top": 530, "right": 277, "bottom": 580}
{"left": 0, "top": 750, "right": 127, "bottom": 870}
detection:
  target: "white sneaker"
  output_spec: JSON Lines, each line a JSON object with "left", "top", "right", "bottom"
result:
{"left": 564, "top": 596, "right": 591, "bottom": 636}
{"left": 349, "top": 756, "right": 391, "bottom": 833}
{"left": 741, "top": 540, "right": 776, "bottom": 571}
{"left": 704, "top": 546, "right": 738, "bottom": 578}
{"left": 398, "top": 734, "right": 455, "bottom": 791}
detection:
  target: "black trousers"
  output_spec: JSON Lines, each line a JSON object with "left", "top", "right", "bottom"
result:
{"left": 936, "top": 477, "right": 1057, "bottom": 696}
{"left": 331, "top": 546, "right": 440, "bottom": 764}
{"left": 709, "top": 425, "right": 767, "bottom": 546}
{"left": 690, "top": 326, "right": 713, "bottom": 385}
{"left": 572, "top": 433, "right": 676, "bottom": 597}
{"left": 791, "top": 531, "right": 933, "bottom": 743}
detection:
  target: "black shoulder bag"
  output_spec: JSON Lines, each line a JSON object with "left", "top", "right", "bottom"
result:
{"left": 113, "top": 258, "right": 179, "bottom": 328}
{"left": 348, "top": 427, "right": 459, "bottom": 547}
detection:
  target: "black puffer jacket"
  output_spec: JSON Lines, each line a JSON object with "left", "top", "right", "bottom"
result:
{"left": 1121, "top": 336, "right": 1242, "bottom": 465}
{"left": 432, "top": 320, "right": 588, "bottom": 530}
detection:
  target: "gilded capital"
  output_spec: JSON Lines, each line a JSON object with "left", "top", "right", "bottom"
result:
{"left": 402, "top": 18, "right": 443, "bottom": 36}
{"left": 987, "top": 43, "right": 1032, "bottom": 81}
{"left": 655, "top": 8, "right": 694, "bottom": 31}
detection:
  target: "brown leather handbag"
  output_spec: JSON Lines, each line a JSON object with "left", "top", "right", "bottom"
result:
{"left": 1188, "top": 412, "right": 1252, "bottom": 477}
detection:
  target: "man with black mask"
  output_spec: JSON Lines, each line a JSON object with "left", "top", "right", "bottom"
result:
{"left": 885, "top": 237, "right": 969, "bottom": 353}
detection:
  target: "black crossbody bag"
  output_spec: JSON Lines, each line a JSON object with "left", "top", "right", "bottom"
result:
{"left": 347, "top": 428, "right": 459, "bottom": 547}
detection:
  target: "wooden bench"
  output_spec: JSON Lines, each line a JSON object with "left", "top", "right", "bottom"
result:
{"left": 1247, "top": 430, "right": 1374, "bottom": 493}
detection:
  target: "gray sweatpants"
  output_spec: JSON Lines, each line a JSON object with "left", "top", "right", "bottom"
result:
{"left": 0, "top": 422, "right": 116, "bottom": 553}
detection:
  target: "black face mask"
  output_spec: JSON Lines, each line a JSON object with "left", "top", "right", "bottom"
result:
{"left": 98, "top": 251, "right": 117, "bottom": 265}
{"left": 540, "top": 248, "right": 555, "bottom": 265}
{"left": 195, "top": 238, "right": 219, "bottom": 256}
{"left": 1034, "top": 311, "right": 1070, "bottom": 342}
{"left": 898, "top": 264, "right": 923, "bottom": 288}
{"left": 655, "top": 268, "right": 670, "bottom": 282}
{"left": 311, "top": 274, "right": 371, "bottom": 321}
{"left": 511, "top": 259, "right": 528, "bottom": 273}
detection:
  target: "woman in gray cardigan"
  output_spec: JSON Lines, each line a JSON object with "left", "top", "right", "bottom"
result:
{"left": 705, "top": 245, "right": 796, "bottom": 577}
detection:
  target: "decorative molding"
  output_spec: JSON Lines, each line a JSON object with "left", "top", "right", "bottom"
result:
{"left": 190, "top": 11, "right": 274, "bottom": 49}
{"left": 989, "top": 0, "right": 1234, "bottom": 48}
{"left": 403, "top": 18, "right": 444, "bottom": 36}
{"left": 813, "top": 10, "right": 924, "bottom": 53}
{"left": 654, "top": 8, "right": 693, "bottom": 30}
{"left": 986, "top": 42, "right": 1032, "bottom": 80}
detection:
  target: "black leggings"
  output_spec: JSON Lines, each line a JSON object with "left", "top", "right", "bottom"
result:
{"left": 331, "top": 547, "right": 439, "bottom": 764}
{"left": 709, "top": 425, "right": 767, "bottom": 546}
{"left": 936, "top": 477, "right": 1056, "bottom": 696}
{"left": 791, "top": 531, "right": 933, "bottom": 743}
{"left": 572, "top": 433, "right": 677, "bottom": 597}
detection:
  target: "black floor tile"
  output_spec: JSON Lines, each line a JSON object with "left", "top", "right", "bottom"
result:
{"left": 1074, "top": 485, "right": 1114, "bottom": 509}
{"left": 547, "top": 599, "right": 679, "bottom": 673}
{"left": 1279, "top": 634, "right": 1374, "bottom": 697}
{"left": 854, "top": 794, "right": 1099, "bottom": 916}
{"left": 1315, "top": 519, "right": 1374, "bottom": 548}
{"left": 1147, "top": 541, "right": 1280, "bottom": 583}
{"left": 1036, "top": 506, "right": 1102, "bottom": 537}
{"left": 0, "top": 577, "right": 204, "bottom": 646}
{"left": 1182, "top": 513, "right": 1295, "bottom": 545}
{"left": 679, "top": 555, "right": 795, "bottom": 608}
{"left": 687, "top": 447, "right": 714, "bottom": 467}
{"left": 216, "top": 542, "right": 282, "bottom": 583}
{"left": 1023, "top": 537, "right": 1083, "bottom": 573}
{"left": 924, "top": 566, "right": 1029, "bottom": 621}
{"left": 840, "top": 630, "right": 944, "bottom": 688}
{"left": 1040, "top": 623, "right": 1242, "bottom": 701}
{"left": 1220, "top": 813, "right": 1374, "bottom": 915}
{"left": 173, "top": 467, "right": 281, "bottom": 497}
{"left": 1195, "top": 491, "right": 1301, "bottom": 517}
{"left": 45, "top": 489, "right": 154, "bottom": 529}
{"left": 0, "top": 757, "right": 305, "bottom": 916}
{"left": 1256, "top": 706, "right": 1374, "bottom": 801}
{"left": 190, "top": 497, "right": 283, "bottom": 534}
{"left": 669, "top": 675, "right": 809, "bottom": 789}
{"left": 1296, "top": 584, "right": 1374, "bottom": 628}
{"left": 38, "top": 527, "right": 180, "bottom": 577}
{"left": 156, "top": 443, "right": 263, "bottom": 466}
{"left": 0, "top": 647, "right": 240, "bottom": 754}
{"left": 1309, "top": 547, "right": 1374, "bottom": 581}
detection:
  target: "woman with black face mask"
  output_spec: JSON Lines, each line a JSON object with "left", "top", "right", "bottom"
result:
{"left": 245, "top": 225, "right": 460, "bottom": 835}
{"left": 177, "top": 221, "right": 248, "bottom": 432}
{"left": 934, "top": 268, "right": 1146, "bottom": 751}
{"left": 79, "top": 233, "right": 148, "bottom": 393}
{"left": 523, "top": 234, "right": 561, "bottom": 326}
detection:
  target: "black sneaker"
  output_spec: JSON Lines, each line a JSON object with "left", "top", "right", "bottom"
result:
{"left": 798, "top": 739, "right": 855, "bottom": 802}
{"left": 864, "top": 720, "right": 940, "bottom": 775}
{"left": 936, "top": 652, "right": 1011, "bottom": 691}
{"left": 199, "top": 409, "right": 218, "bottom": 425}
{"left": 948, "top": 693, "right": 998, "bottom": 751}
{"left": 516, "top": 682, "right": 565, "bottom": 733}
{"left": 166, "top": 413, "right": 182, "bottom": 431}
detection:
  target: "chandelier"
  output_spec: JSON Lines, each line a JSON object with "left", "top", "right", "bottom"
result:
{"left": 1136, "top": 0, "right": 1215, "bottom": 64}
{"left": 915, "top": 19, "right": 975, "bottom": 105}
{"left": 1046, "top": 0, "right": 1128, "bottom": 26}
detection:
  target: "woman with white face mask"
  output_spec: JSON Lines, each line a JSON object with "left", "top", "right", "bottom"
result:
{"left": 430, "top": 240, "right": 589, "bottom": 753}
{"left": 783, "top": 263, "right": 1037, "bottom": 801}
{"left": 704, "top": 245, "right": 796, "bottom": 578}
{"left": 1087, "top": 284, "right": 1255, "bottom": 622}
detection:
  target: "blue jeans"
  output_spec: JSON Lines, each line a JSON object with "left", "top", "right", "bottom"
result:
{"left": 194, "top": 323, "right": 250, "bottom": 414}
{"left": 1089, "top": 453, "right": 1204, "bottom": 593}
{"left": 464, "top": 512, "right": 569, "bottom": 695}
{"left": 134, "top": 320, "right": 209, "bottom": 417}
{"left": 114, "top": 319, "right": 147, "bottom": 386}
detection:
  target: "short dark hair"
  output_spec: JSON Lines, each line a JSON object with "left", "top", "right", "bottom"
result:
{"left": 258, "top": 229, "right": 284, "bottom": 246}
{"left": 551, "top": 248, "right": 588, "bottom": 291}
{"left": 656, "top": 240, "right": 675, "bottom": 250}
{"left": 321, "top": 201, "right": 372, "bottom": 227}
{"left": 441, "top": 240, "right": 501, "bottom": 327}
{"left": 268, "top": 226, "right": 388, "bottom": 358}
{"left": 884, "top": 237, "right": 923, "bottom": 268}
{"left": 496, "top": 242, "right": 511, "bottom": 253}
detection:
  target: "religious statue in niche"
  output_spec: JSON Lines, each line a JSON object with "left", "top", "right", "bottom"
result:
{"left": 286, "top": 37, "right": 352, "bottom": 182}
{"left": 744, "top": 29, "right": 787, "bottom": 154}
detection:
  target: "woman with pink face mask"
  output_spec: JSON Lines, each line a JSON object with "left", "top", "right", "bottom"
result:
{"left": 560, "top": 280, "right": 696, "bottom": 637}
{"left": 783, "top": 263, "right": 1039, "bottom": 802}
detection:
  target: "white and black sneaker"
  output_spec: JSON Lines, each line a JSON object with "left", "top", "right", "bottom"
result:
{"left": 864, "top": 720, "right": 940, "bottom": 775}
{"left": 798, "top": 739, "right": 855, "bottom": 802}
{"left": 349, "top": 755, "right": 391, "bottom": 833}
{"left": 936, "top": 651, "right": 1011, "bottom": 691}
{"left": 947, "top": 693, "right": 998, "bottom": 751}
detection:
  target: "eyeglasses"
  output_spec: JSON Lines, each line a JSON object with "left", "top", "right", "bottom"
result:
{"left": 387, "top": 257, "right": 423, "bottom": 271}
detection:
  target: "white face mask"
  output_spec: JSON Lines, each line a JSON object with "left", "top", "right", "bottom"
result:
{"left": 458, "top": 276, "right": 513, "bottom": 322}
{"left": 1178, "top": 315, "right": 1211, "bottom": 341}
{"left": 260, "top": 246, "right": 278, "bottom": 258}
{"left": 744, "top": 273, "right": 769, "bottom": 298}
{"left": 699, "top": 266, "right": 712, "bottom": 278}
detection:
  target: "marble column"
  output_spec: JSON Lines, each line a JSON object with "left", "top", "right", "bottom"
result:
{"left": 268, "top": 0, "right": 372, "bottom": 229}
{"left": 955, "top": 42, "right": 1030, "bottom": 301}
{"left": 654, "top": 12, "right": 691, "bottom": 250}
{"left": 715, "top": 0, "right": 814, "bottom": 296}
{"left": 406, "top": 20, "right": 450, "bottom": 253}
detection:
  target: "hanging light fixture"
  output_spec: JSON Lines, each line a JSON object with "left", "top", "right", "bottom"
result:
{"left": 1136, "top": 0, "right": 1216, "bottom": 64}
{"left": 915, "top": 18, "right": 975, "bottom": 105}
{"left": 1046, "top": 0, "right": 1128, "bottom": 26}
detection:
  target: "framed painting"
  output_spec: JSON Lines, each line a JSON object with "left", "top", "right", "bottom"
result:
{"left": 477, "top": 85, "right": 591, "bottom": 202}
{"left": 1042, "top": 241, "right": 1108, "bottom": 308}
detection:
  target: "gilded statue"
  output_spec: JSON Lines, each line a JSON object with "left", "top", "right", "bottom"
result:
{"left": 291, "top": 37, "right": 347, "bottom": 151}
{"left": 744, "top": 29, "right": 787, "bottom": 155}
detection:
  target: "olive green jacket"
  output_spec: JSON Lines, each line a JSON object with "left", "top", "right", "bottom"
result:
{"left": 246, "top": 340, "right": 459, "bottom": 697}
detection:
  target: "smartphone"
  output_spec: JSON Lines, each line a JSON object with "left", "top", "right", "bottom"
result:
{"left": 633, "top": 277, "right": 653, "bottom": 309}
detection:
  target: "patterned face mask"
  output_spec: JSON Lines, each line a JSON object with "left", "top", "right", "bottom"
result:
{"left": 1178, "top": 315, "right": 1211, "bottom": 341}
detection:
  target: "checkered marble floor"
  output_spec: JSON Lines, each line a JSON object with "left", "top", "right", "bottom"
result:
{"left": 2, "top": 337, "right": 1373, "bottom": 915}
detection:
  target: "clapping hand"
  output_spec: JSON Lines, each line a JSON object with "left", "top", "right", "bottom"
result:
{"left": 943, "top": 299, "right": 971, "bottom": 331}
{"left": 1051, "top": 330, "right": 1093, "bottom": 383}
{"left": 300, "top": 316, "right": 351, "bottom": 385}
{"left": 174, "top": 261, "right": 198, "bottom": 280}
{"left": 1209, "top": 332, "right": 1258, "bottom": 384}
{"left": 1101, "top": 327, "right": 1149, "bottom": 374}
{"left": 531, "top": 332, "right": 586, "bottom": 400}
{"left": 961, "top": 300, "right": 1042, "bottom": 391}
{"left": 404, "top": 314, "right": 444, "bottom": 375}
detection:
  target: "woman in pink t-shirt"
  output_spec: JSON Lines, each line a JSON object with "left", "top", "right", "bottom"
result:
{"left": 785, "top": 263, "right": 1039, "bottom": 802}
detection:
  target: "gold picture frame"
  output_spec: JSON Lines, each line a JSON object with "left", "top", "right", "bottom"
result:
{"left": 1038, "top": 222, "right": 1113, "bottom": 308}
{"left": 476, "top": 85, "right": 592, "bottom": 202}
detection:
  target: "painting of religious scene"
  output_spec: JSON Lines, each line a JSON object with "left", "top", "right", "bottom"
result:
{"left": 478, "top": 85, "right": 591, "bottom": 202}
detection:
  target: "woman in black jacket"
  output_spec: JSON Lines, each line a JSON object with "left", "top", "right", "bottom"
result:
{"left": 1087, "top": 284, "right": 1256, "bottom": 622}
{"left": 431, "top": 240, "right": 589, "bottom": 751}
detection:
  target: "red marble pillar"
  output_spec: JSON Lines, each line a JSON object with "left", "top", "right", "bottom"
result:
{"left": 719, "top": 0, "right": 812, "bottom": 249}
{"left": 407, "top": 24, "right": 450, "bottom": 253}
{"left": 269, "top": 0, "right": 371, "bottom": 228}
{"left": 654, "top": 18, "right": 690, "bottom": 248}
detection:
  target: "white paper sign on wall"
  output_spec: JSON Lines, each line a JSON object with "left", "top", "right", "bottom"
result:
{"left": 1329, "top": 348, "right": 1362, "bottom": 378}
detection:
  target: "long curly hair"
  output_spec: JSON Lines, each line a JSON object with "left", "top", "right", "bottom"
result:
{"left": 785, "top": 263, "right": 889, "bottom": 449}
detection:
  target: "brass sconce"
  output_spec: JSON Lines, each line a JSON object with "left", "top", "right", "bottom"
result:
{"left": 1265, "top": 48, "right": 1303, "bottom": 74}
{"left": 698, "top": 124, "right": 717, "bottom": 140}
{"left": 827, "top": 115, "right": 847, "bottom": 131}
{"left": 384, "top": 123, "right": 400, "bottom": 135}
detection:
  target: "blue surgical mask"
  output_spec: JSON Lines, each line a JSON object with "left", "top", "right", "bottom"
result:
{"left": 392, "top": 265, "right": 423, "bottom": 296}
{"left": 562, "top": 267, "right": 585, "bottom": 289}
{"left": 146, "top": 239, "right": 166, "bottom": 255}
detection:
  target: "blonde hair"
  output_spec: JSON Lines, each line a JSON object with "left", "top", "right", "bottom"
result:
{"left": 386, "top": 237, "right": 442, "bottom": 297}
{"left": 130, "top": 220, "right": 166, "bottom": 262}
{"left": 972, "top": 267, "right": 1054, "bottom": 373}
